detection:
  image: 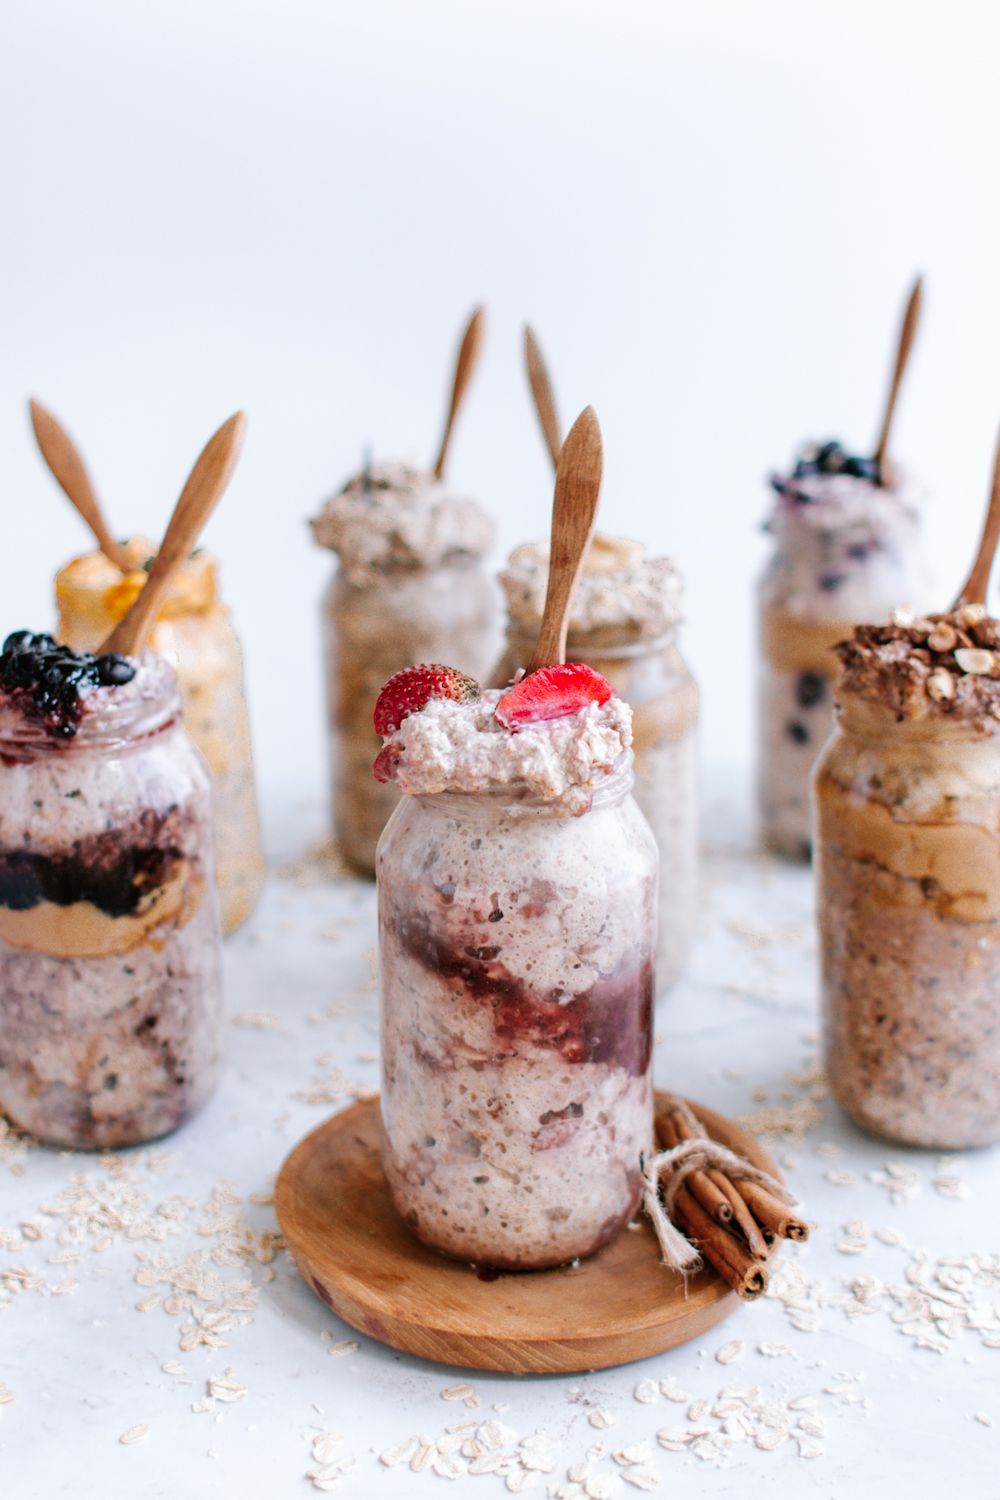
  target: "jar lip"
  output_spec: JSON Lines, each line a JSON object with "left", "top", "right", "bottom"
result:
{"left": 0, "top": 656, "right": 182, "bottom": 756}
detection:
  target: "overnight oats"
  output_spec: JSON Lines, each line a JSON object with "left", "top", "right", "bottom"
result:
{"left": 312, "top": 462, "right": 500, "bottom": 874}
{"left": 373, "top": 661, "right": 657, "bottom": 1269}
{"left": 758, "top": 441, "right": 926, "bottom": 858}
{"left": 56, "top": 539, "right": 264, "bottom": 934}
{"left": 0, "top": 631, "right": 223, "bottom": 1149}
{"left": 495, "top": 533, "right": 698, "bottom": 988}
{"left": 815, "top": 607, "right": 1000, "bottom": 1147}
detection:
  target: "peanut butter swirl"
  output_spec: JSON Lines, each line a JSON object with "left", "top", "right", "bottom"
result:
{"left": 835, "top": 605, "right": 1000, "bottom": 720}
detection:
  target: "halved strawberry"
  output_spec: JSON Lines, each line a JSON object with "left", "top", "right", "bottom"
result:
{"left": 494, "top": 663, "right": 614, "bottom": 729}
{"left": 373, "top": 663, "right": 481, "bottom": 737}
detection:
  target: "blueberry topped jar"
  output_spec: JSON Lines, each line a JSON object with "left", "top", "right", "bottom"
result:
{"left": 757, "top": 441, "right": 928, "bottom": 858}
{"left": 312, "top": 462, "right": 500, "bottom": 874}
{"left": 0, "top": 633, "right": 223, "bottom": 1149}
{"left": 55, "top": 539, "right": 264, "bottom": 935}
{"left": 374, "top": 664, "right": 656, "bottom": 1269}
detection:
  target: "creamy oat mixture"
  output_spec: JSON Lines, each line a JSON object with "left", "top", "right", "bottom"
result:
{"left": 500, "top": 534, "right": 682, "bottom": 643}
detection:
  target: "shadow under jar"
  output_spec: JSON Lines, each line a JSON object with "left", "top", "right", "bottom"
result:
{"left": 757, "top": 457, "right": 926, "bottom": 860}
{"left": 377, "top": 759, "right": 657, "bottom": 1269}
{"left": 815, "top": 693, "right": 1000, "bottom": 1148}
{"left": 0, "top": 651, "right": 223, "bottom": 1149}
{"left": 56, "top": 541, "right": 265, "bottom": 935}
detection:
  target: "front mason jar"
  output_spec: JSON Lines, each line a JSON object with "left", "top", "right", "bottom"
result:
{"left": 55, "top": 542, "right": 265, "bottom": 935}
{"left": 0, "top": 663, "right": 224, "bottom": 1149}
{"left": 496, "top": 624, "right": 698, "bottom": 990}
{"left": 376, "top": 760, "right": 657, "bottom": 1269}
{"left": 324, "top": 561, "right": 501, "bottom": 875}
{"left": 814, "top": 694, "right": 1000, "bottom": 1148}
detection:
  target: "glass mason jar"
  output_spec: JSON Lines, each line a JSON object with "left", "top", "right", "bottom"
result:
{"left": 495, "top": 623, "right": 698, "bottom": 990}
{"left": 0, "top": 656, "right": 224, "bottom": 1149}
{"left": 55, "top": 542, "right": 265, "bottom": 935}
{"left": 815, "top": 693, "right": 1000, "bottom": 1148}
{"left": 376, "top": 758, "right": 657, "bottom": 1270}
{"left": 757, "top": 495, "right": 926, "bottom": 860}
{"left": 324, "top": 561, "right": 501, "bottom": 875}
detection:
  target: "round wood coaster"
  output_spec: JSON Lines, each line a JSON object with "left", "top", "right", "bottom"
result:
{"left": 275, "top": 1091, "right": 781, "bottom": 1375}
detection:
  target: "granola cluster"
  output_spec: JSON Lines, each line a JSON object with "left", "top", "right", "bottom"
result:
{"left": 835, "top": 603, "right": 1000, "bottom": 719}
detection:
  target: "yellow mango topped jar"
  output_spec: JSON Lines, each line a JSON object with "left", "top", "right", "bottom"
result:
{"left": 55, "top": 539, "right": 264, "bottom": 935}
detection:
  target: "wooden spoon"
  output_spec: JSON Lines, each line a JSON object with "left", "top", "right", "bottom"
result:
{"left": 873, "top": 274, "right": 923, "bottom": 488}
{"left": 432, "top": 306, "right": 486, "bottom": 479}
{"left": 29, "top": 399, "right": 132, "bottom": 571}
{"left": 524, "top": 324, "right": 562, "bottom": 469}
{"left": 953, "top": 426, "right": 1000, "bottom": 608}
{"left": 101, "top": 412, "right": 246, "bottom": 656}
{"left": 528, "top": 406, "right": 603, "bottom": 671}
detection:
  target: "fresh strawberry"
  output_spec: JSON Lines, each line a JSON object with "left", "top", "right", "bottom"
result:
{"left": 372, "top": 744, "right": 399, "bottom": 783}
{"left": 373, "top": 663, "right": 481, "bottom": 737}
{"left": 494, "top": 663, "right": 614, "bottom": 729}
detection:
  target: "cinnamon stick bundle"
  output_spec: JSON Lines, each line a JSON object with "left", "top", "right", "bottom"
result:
{"left": 652, "top": 1101, "right": 808, "bottom": 1301}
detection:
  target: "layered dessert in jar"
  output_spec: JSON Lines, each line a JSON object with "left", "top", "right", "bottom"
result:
{"left": 312, "top": 463, "right": 500, "bottom": 874}
{"left": 0, "top": 631, "right": 223, "bottom": 1149}
{"left": 373, "top": 660, "right": 657, "bottom": 1269}
{"left": 56, "top": 539, "right": 264, "bottom": 934}
{"left": 495, "top": 533, "right": 698, "bottom": 988}
{"left": 815, "top": 605, "right": 1000, "bottom": 1147}
{"left": 758, "top": 440, "right": 927, "bottom": 858}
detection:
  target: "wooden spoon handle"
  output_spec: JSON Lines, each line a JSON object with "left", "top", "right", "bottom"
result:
{"left": 29, "top": 399, "right": 131, "bottom": 571}
{"left": 101, "top": 412, "right": 246, "bottom": 656}
{"left": 524, "top": 324, "right": 562, "bottom": 469}
{"left": 528, "top": 406, "right": 603, "bottom": 672}
{"left": 874, "top": 274, "right": 923, "bottom": 486}
{"left": 953, "top": 425, "right": 1000, "bottom": 607}
{"left": 432, "top": 306, "right": 485, "bottom": 479}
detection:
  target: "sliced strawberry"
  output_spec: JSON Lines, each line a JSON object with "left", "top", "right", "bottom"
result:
{"left": 372, "top": 744, "right": 399, "bottom": 783}
{"left": 494, "top": 663, "right": 614, "bottom": 729}
{"left": 373, "top": 663, "right": 481, "bottom": 737}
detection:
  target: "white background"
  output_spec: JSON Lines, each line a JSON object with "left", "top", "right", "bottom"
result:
{"left": 3, "top": 5, "right": 1000, "bottom": 1498}
{"left": 4, "top": 0, "right": 1000, "bottom": 811}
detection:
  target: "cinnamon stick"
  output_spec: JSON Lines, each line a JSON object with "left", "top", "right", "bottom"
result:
{"left": 671, "top": 1186, "right": 769, "bottom": 1301}
{"left": 735, "top": 1179, "right": 810, "bottom": 1242}
{"left": 655, "top": 1110, "right": 733, "bottom": 1226}
{"left": 706, "top": 1168, "right": 770, "bottom": 1259}
{"left": 656, "top": 1103, "right": 769, "bottom": 1257}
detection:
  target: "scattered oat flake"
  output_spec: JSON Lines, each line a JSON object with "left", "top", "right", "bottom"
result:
{"left": 442, "top": 1383, "right": 476, "bottom": 1402}
{"left": 589, "top": 1409, "right": 617, "bottom": 1429}
{"left": 974, "top": 1411, "right": 992, "bottom": 1426}
{"left": 584, "top": 1475, "right": 622, "bottom": 1499}
{"left": 327, "top": 1340, "right": 360, "bottom": 1358}
{"left": 621, "top": 1466, "right": 659, "bottom": 1490}
{"left": 715, "top": 1340, "right": 744, "bottom": 1365}
{"left": 758, "top": 1342, "right": 793, "bottom": 1357}
{"left": 119, "top": 1424, "right": 150, "bottom": 1446}
{"left": 826, "top": 1169, "right": 858, "bottom": 1187}
{"left": 0, "top": 1384, "right": 15, "bottom": 1404}
{"left": 160, "top": 1361, "right": 185, "bottom": 1376}
{"left": 634, "top": 1379, "right": 659, "bottom": 1403}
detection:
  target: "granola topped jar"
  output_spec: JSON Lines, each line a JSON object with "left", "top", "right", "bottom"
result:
{"left": 0, "top": 631, "right": 223, "bottom": 1149}
{"left": 55, "top": 538, "right": 264, "bottom": 935}
{"left": 757, "top": 441, "right": 927, "bottom": 858}
{"left": 373, "top": 661, "right": 657, "bottom": 1269}
{"left": 312, "top": 462, "right": 500, "bottom": 874}
{"left": 496, "top": 533, "right": 697, "bottom": 988}
{"left": 815, "top": 604, "right": 1000, "bottom": 1147}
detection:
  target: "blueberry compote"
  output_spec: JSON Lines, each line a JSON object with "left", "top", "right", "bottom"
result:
{"left": 376, "top": 756, "right": 657, "bottom": 1271}
{"left": 756, "top": 439, "right": 926, "bottom": 860}
{"left": 0, "top": 640, "right": 223, "bottom": 1149}
{"left": 0, "top": 631, "right": 135, "bottom": 739}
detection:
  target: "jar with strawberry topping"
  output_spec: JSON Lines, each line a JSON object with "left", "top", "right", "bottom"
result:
{"left": 0, "top": 632, "right": 223, "bottom": 1149}
{"left": 312, "top": 462, "right": 501, "bottom": 875}
{"left": 55, "top": 539, "right": 264, "bottom": 935}
{"left": 757, "top": 442, "right": 928, "bottom": 859}
{"left": 495, "top": 533, "right": 698, "bottom": 989}
{"left": 373, "top": 662, "right": 657, "bottom": 1269}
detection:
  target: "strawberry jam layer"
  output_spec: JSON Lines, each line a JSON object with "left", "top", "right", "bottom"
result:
{"left": 395, "top": 909, "right": 653, "bottom": 1076}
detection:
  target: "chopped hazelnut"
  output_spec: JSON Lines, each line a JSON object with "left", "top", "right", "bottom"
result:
{"left": 956, "top": 602, "right": 989, "bottom": 628}
{"left": 926, "top": 669, "right": 956, "bottom": 702}
{"left": 954, "top": 647, "right": 996, "bottom": 676}
{"left": 928, "top": 623, "right": 958, "bottom": 653}
{"left": 890, "top": 606, "right": 917, "bottom": 627}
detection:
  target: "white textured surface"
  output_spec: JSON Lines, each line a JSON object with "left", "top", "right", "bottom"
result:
{"left": 2, "top": 772, "right": 997, "bottom": 1498}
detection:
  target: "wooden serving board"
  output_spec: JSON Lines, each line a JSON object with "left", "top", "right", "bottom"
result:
{"left": 275, "top": 1092, "right": 781, "bottom": 1375}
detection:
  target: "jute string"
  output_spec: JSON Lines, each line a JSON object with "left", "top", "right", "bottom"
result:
{"left": 641, "top": 1096, "right": 797, "bottom": 1271}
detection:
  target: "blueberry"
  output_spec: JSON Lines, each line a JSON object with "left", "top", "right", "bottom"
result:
{"left": 795, "top": 672, "right": 826, "bottom": 709}
{"left": 786, "top": 721, "right": 810, "bottom": 745}
{"left": 820, "top": 573, "right": 846, "bottom": 591}
{"left": 96, "top": 653, "right": 136, "bottom": 687}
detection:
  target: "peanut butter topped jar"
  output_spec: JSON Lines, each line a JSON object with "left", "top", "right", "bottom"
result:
{"left": 758, "top": 442, "right": 927, "bottom": 858}
{"left": 55, "top": 540, "right": 265, "bottom": 935}
{"left": 495, "top": 533, "right": 698, "bottom": 989}
{"left": 815, "top": 603, "right": 1000, "bottom": 1148}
